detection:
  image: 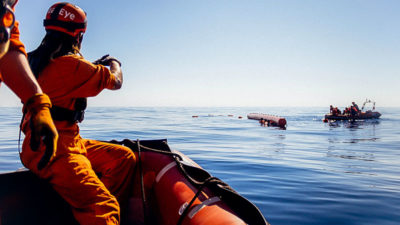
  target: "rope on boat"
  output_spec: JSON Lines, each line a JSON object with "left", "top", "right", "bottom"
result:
{"left": 136, "top": 140, "right": 147, "bottom": 225}
{"left": 114, "top": 139, "right": 265, "bottom": 225}
{"left": 135, "top": 143, "right": 183, "bottom": 161}
{"left": 18, "top": 113, "right": 27, "bottom": 167}
{"left": 176, "top": 176, "right": 225, "bottom": 225}
{"left": 117, "top": 139, "right": 231, "bottom": 221}
{"left": 121, "top": 139, "right": 228, "bottom": 188}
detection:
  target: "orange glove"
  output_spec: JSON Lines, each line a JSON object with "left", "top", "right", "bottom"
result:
{"left": 23, "top": 93, "right": 58, "bottom": 170}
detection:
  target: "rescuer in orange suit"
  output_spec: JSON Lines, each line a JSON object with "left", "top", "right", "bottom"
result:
{"left": 352, "top": 101, "right": 360, "bottom": 115}
{"left": 20, "top": 2, "right": 136, "bottom": 225}
{"left": 0, "top": 0, "right": 58, "bottom": 170}
{"left": 335, "top": 107, "right": 341, "bottom": 115}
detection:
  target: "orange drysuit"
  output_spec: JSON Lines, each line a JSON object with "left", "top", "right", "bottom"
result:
{"left": 20, "top": 54, "right": 136, "bottom": 225}
{"left": 9, "top": 22, "right": 26, "bottom": 56}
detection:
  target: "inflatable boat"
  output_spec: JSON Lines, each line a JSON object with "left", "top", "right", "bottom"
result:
{"left": 324, "top": 110, "right": 381, "bottom": 121}
{"left": 247, "top": 113, "right": 287, "bottom": 128}
{"left": 324, "top": 99, "right": 381, "bottom": 122}
{"left": 0, "top": 139, "right": 268, "bottom": 225}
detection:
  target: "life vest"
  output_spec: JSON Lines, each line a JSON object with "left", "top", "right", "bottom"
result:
{"left": 50, "top": 98, "right": 87, "bottom": 123}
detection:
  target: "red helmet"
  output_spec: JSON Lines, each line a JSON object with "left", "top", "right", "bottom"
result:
{"left": 43, "top": 2, "right": 87, "bottom": 37}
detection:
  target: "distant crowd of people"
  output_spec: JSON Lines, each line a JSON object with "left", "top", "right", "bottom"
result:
{"left": 259, "top": 118, "right": 271, "bottom": 126}
{"left": 330, "top": 102, "right": 361, "bottom": 116}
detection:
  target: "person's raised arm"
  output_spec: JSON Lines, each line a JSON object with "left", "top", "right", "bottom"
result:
{"left": 92, "top": 54, "right": 123, "bottom": 90}
{"left": 109, "top": 60, "right": 122, "bottom": 90}
{"left": 0, "top": 50, "right": 58, "bottom": 170}
{"left": 0, "top": 50, "right": 42, "bottom": 102}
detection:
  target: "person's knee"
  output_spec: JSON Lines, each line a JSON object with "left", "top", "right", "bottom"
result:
{"left": 120, "top": 146, "right": 136, "bottom": 165}
{"left": 127, "top": 148, "right": 136, "bottom": 165}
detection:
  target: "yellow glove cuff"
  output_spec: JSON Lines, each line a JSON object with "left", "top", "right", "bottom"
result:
{"left": 23, "top": 93, "right": 52, "bottom": 114}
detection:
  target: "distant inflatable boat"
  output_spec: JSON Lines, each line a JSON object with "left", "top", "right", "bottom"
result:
{"left": 247, "top": 113, "right": 287, "bottom": 128}
{"left": 324, "top": 110, "right": 381, "bottom": 121}
{"left": 324, "top": 99, "right": 382, "bottom": 122}
{"left": 0, "top": 139, "right": 268, "bottom": 225}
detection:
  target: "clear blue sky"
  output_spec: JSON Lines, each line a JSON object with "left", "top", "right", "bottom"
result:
{"left": 1, "top": 0, "right": 399, "bottom": 107}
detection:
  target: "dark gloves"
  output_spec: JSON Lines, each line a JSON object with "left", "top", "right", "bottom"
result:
{"left": 92, "top": 54, "right": 121, "bottom": 67}
{"left": 23, "top": 94, "right": 58, "bottom": 170}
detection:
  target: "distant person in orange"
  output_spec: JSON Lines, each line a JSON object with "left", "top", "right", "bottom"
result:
{"left": 330, "top": 105, "right": 339, "bottom": 116}
{"left": 352, "top": 102, "right": 360, "bottom": 114}
{"left": 0, "top": 0, "right": 58, "bottom": 169}
{"left": 343, "top": 107, "right": 349, "bottom": 115}
{"left": 335, "top": 107, "right": 341, "bottom": 115}
{"left": 350, "top": 106, "right": 357, "bottom": 117}
{"left": 21, "top": 3, "right": 135, "bottom": 225}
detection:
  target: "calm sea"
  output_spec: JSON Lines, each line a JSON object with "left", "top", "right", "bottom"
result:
{"left": 1, "top": 107, "right": 399, "bottom": 225}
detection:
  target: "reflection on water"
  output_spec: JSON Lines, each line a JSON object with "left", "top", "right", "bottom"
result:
{"left": 328, "top": 119, "right": 380, "bottom": 129}
{"left": 326, "top": 150, "right": 375, "bottom": 162}
{"left": 328, "top": 137, "right": 380, "bottom": 144}
{"left": 272, "top": 134, "right": 286, "bottom": 153}
{"left": 344, "top": 137, "right": 379, "bottom": 144}
{"left": 328, "top": 119, "right": 379, "bottom": 144}
{"left": 324, "top": 117, "right": 384, "bottom": 176}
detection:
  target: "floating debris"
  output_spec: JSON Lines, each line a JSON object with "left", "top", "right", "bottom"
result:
{"left": 247, "top": 113, "right": 287, "bottom": 128}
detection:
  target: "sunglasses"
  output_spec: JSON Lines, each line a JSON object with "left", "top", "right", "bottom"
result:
{"left": 0, "top": 4, "right": 15, "bottom": 43}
